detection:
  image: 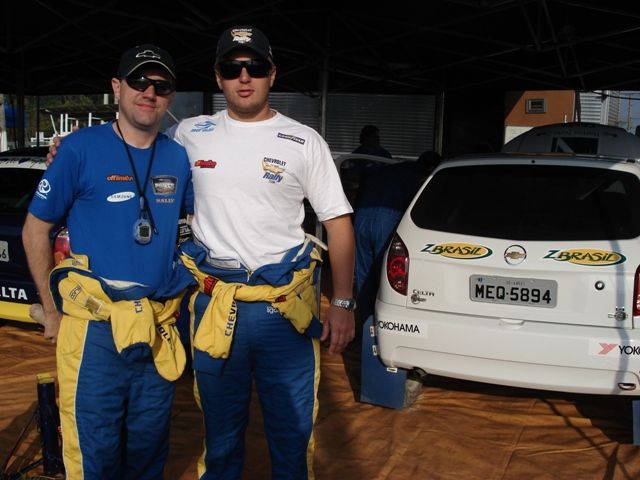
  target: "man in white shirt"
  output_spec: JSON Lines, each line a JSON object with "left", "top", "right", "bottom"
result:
{"left": 171, "top": 26, "right": 356, "bottom": 480}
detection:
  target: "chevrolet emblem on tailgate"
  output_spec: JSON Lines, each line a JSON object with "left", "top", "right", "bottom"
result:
{"left": 504, "top": 245, "right": 526, "bottom": 265}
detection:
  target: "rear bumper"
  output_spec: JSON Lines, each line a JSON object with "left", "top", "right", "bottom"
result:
{"left": 375, "top": 299, "right": 640, "bottom": 395}
{"left": 0, "top": 300, "right": 38, "bottom": 323}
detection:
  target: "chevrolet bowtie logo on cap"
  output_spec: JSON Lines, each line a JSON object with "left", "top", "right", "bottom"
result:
{"left": 117, "top": 44, "right": 176, "bottom": 79}
{"left": 135, "top": 49, "right": 161, "bottom": 60}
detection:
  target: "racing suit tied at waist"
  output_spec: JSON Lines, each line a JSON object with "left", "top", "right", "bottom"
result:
{"left": 179, "top": 238, "right": 324, "bottom": 360}
{"left": 49, "top": 256, "right": 187, "bottom": 381}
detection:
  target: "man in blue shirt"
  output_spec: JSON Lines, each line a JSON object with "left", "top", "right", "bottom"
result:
{"left": 22, "top": 44, "right": 193, "bottom": 480}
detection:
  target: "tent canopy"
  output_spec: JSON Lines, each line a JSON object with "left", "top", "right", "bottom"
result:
{"left": 2, "top": 1, "right": 640, "bottom": 96}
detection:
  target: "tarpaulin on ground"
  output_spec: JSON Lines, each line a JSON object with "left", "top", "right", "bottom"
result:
{"left": 2, "top": 311, "right": 640, "bottom": 479}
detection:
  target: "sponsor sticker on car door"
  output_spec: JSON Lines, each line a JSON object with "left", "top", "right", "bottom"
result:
{"left": 0, "top": 240, "right": 8, "bottom": 262}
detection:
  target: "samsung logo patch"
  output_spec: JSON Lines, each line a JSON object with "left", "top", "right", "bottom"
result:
{"left": 107, "top": 191, "right": 135, "bottom": 202}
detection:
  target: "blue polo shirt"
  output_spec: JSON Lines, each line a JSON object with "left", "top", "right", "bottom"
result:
{"left": 29, "top": 122, "right": 192, "bottom": 294}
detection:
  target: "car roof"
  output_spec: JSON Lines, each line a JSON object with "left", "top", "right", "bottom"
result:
{"left": 502, "top": 122, "right": 640, "bottom": 159}
{"left": 439, "top": 152, "right": 640, "bottom": 172}
{"left": 334, "top": 153, "right": 402, "bottom": 169}
{"left": 0, "top": 147, "right": 48, "bottom": 170}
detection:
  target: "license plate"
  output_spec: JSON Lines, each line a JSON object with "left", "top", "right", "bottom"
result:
{"left": 0, "top": 241, "right": 8, "bottom": 262}
{"left": 469, "top": 274, "right": 557, "bottom": 308}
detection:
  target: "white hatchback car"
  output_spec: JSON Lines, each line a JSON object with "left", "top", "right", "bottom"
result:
{"left": 376, "top": 124, "right": 640, "bottom": 395}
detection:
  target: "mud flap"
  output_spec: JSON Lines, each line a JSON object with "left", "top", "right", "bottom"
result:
{"left": 359, "top": 314, "right": 412, "bottom": 409}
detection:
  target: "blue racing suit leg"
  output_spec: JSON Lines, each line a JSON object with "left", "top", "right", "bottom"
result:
{"left": 59, "top": 320, "right": 175, "bottom": 480}
{"left": 195, "top": 299, "right": 318, "bottom": 480}
{"left": 354, "top": 207, "right": 402, "bottom": 320}
{"left": 123, "top": 356, "right": 175, "bottom": 480}
{"left": 195, "top": 300, "right": 253, "bottom": 480}
{"left": 253, "top": 301, "right": 318, "bottom": 480}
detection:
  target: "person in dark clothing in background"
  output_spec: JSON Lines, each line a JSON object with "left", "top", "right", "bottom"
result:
{"left": 354, "top": 151, "right": 441, "bottom": 323}
{"left": 352, "top": 124, "right": 393, "bottom": 158}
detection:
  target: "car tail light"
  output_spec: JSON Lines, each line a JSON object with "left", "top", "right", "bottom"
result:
{"left": 386, "top": 233, "right": 409, "bottom": 295}
{"left": 53, "top": 228, "right": 70, "bottom": 265}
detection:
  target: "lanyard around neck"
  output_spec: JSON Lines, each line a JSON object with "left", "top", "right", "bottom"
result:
{"left": 115, "top": 121, "right": 158, "bottom": 234}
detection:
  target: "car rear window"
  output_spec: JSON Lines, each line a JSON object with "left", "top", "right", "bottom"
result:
{"left": 0, "top": 168, "right": 44, "bottom": 214}
{"left": 410, "top": 164, "right": 640, "bottom": 241}
{"left": 550, "top": 136, "right": 599, "bottom": 154}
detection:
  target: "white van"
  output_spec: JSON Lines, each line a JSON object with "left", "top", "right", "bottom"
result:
{"left": 375, "top": 124, "right": 640, "bottom": 395}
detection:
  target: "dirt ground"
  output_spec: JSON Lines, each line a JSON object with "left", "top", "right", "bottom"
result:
{"left": 2, "top": 300, "right": 640, "bottom": 479}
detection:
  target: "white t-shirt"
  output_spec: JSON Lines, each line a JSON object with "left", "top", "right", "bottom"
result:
{"left": 170, "top": 110, "right": 352, "bottom": 270}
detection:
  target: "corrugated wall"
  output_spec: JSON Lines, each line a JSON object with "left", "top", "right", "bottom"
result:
{"left": 578, "top": 90, "right": 620, "bottom": 125}
{"left": 213, "top": 92, "right": 436, "bottom": 159}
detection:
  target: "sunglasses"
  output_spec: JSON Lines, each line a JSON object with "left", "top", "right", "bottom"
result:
{"left": 125, "top": 75, "right": 175, "bottom": 96}
{"left": 217, "top": 59, "right": 272, "bottom": 80}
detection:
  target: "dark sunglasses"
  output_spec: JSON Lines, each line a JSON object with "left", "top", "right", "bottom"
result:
{"left": 217, "top": 59, "right": 272, "bottom": 80}
{"left": 125, "top": 75, "right": 175, "bottom": 96}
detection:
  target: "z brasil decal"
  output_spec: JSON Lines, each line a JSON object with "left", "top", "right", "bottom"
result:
{"left": 421, "top": 242, "right": 492, "bottom": 260}
{"left": 543, "top": 248, "right": 626, "bottom": 266}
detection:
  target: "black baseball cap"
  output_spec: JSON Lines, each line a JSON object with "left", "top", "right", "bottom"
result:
{"left": 117, "top": 44, "right": 176, "bottom": 79}
{"left": 216, "top": 26, "right": 273, "bottom": 63}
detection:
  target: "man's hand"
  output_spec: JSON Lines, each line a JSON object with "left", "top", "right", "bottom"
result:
{"left": 46, "top": 136, "right": 62, "bottom": 166}
{"left": 43, "top": 308, "right": 62, "bottom": 344}
{"left": 320, "top": 305, "right": 355, "bottom": 355}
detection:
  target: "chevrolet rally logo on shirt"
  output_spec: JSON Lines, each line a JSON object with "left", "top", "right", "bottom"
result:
{"left": 261, "top": 158, "right": 285, "bottom": 174}
{"left": 261, "top": 158, "right": 285, "bottom": 183}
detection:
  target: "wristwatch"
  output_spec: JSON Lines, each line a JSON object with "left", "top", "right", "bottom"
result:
{"left": 331, "top": 297, "right": 357, "bottom": 311}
